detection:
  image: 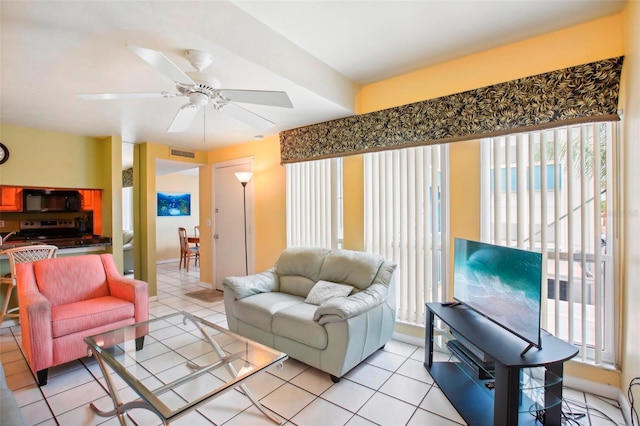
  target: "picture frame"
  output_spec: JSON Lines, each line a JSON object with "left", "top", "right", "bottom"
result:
{"left": 157, "top": 192, "right": 191, "bottom": 216}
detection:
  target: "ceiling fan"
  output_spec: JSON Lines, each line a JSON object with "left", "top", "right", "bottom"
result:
{"left": 79, "top": 45, "right": 293, "bottom": 132}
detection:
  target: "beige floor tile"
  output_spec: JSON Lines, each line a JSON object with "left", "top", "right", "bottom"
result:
{"left": 1, "top": 261, "right": 625, "bottom": 426}
{"left": 291, "top": 397, "right": 354, "bottom": 426}
{"left": 259, "top": 382, "right": 316, "bottom": 419}
{"left": 357, "top": 391, "right": 416, "bottom": 426}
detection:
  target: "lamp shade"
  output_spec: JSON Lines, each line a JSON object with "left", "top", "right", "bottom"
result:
{"left": 235, "top": 172, "right": 253, "bottom": 184}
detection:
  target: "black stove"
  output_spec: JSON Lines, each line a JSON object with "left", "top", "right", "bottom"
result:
{"left": 2, "top": 220, "right": 110, "bottom": 250}
{"left": 19, "top": 219, "right": 85, "bottom": 240}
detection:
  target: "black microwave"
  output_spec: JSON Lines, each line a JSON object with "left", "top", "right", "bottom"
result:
{"left": 23, "top": 189, "right": 81, "bottom": 212}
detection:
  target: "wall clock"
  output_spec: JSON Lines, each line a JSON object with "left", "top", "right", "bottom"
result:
{"left": 0, "top": 142, "right": 8, "bottom": 165}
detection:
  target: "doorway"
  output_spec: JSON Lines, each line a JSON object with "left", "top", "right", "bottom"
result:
{"left": 213, "top": 158, "right": 253, "bottom": 289}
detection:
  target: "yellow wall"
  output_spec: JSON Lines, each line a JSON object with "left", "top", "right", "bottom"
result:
{"left": 202, "top": 135, "right": 286, "bottom": 280}
{"left": 350, "top": 13, "right": 626, "bottom": 388}
{"left": 621, "top": 0, "right": 640, "bottom": 402}
{"left": 0, "top": 124, "right": 108, "bottom": 189}
{"left": 342, "top": 155, "right": 364, "bottom": 251}
{"left": 357, "top": 13, "right": 623, "bottom": 113}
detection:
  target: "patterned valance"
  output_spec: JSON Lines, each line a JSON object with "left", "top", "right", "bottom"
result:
{"left": 280, "top": 56, "right": 624, "bottom": 164}
{"left": 122, "top": 168, "right": 133, "bottom": 188}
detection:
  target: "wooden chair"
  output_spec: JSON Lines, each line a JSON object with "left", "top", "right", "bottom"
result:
{"left": 193, "top": 225, "right": 200, "bottom": 247}
{"left": 1, "top": 245, "right": 58, "bottom": 324}
{"left": 178, "top": 227, "right": 199, "bottom": 271}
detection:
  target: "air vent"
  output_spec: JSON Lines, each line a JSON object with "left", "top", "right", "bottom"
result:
{"left": 169, "top": 148, "right": 196, "bottom": 159}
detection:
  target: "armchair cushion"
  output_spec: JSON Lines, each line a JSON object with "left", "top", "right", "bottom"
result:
{"left": 123, "top": 230, "right": 134, "bottom": 249}
{"left": 51, "top": 296, "right": 134, "bottom": 337}
{"left": 32, "top": 255, "right": 110, "bottom": 306}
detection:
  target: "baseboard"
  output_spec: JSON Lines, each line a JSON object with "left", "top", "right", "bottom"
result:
{"left": 392, "top": 331, "right": 425, "bottom": 347}
{"left": 564, "top": 374, "right": 620, "bottom": 400}
{"left": 156, "top": 258, "right": 181, "bottom": 265}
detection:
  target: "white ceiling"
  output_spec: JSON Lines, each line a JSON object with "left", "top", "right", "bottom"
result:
{"left": 0, "top": 0, "right": 626, "bottom": 173}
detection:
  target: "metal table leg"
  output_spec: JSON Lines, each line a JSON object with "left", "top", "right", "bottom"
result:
{"left": 87, "top": 347, "right": 166, "bottom": 426}
{"left": 182, "top": 312, "right": 283, "bottom": 424}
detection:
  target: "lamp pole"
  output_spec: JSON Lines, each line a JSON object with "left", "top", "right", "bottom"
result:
{"left": 235, "top": 172, "right": 253, "bottom": 275}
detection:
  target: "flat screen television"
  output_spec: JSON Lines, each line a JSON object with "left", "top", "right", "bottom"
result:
{"left": 453, "top": 238, "right": 544, "bottom": 351}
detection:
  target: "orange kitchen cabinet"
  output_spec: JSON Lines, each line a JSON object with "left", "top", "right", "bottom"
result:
{"left": 0, "top": 186, "right": 23, "bottom": 212}
{"left": 79, "top": 190, "right": 94, "bottom": 210}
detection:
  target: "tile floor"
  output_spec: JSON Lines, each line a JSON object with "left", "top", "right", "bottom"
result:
{"left": 0, "top": 262, "right": 628, "bottom": 426}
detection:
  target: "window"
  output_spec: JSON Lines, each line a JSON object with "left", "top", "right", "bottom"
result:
{"left": 286, "top": 158, "right": 342, "bottom": 249}
{"left": 122, "top": 186, "right": 133, "bottom": 231}
{"left": 364, "top": 145, "right": 449, "bottom": 325}
{"left": 481, "top": 122, "right": 618, "bottom": 365}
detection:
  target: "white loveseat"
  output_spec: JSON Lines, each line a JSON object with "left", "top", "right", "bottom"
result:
{"left": 223, "top": 247, "right": 397, "bottom": 381}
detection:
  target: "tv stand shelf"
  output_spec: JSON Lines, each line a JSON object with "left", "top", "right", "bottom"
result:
{"left": 424, "top": 303, "right": 578, "bottom": 426}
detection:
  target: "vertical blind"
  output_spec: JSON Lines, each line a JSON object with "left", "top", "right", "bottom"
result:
{"left": 286, "top": 159, "right": 338, "bottom": 249}
{"left": 481, "top": 122, "right": 616, "bottom": 364}
{"left": 364, "top": 145, "right": 449, "bottom": 325}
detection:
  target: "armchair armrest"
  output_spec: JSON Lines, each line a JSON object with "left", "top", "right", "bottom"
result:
{"left": 107, "top": 277, "right": 148, "bottom": 303}
{"left": 101, "top": 254, "right": 149, "bottom": 322}
{"left": 223, "top": 268, "right": 279, "bottom": 300}
{"left": 313, "top": 282, "right": 389, "bottom": 324}
{"left": 16, "top": 263, "right": 54, "bottom": 373}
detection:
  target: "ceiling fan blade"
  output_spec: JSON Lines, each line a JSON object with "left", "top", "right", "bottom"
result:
{"left": 221, "top": 103, "right": 275, "bottom": 131}
{"left": 79, "top": 92, "right": 177, "bottom": 100}
{"left": 220, "top": 90, "right": 293, "bottom": 108}
{"left": 167, "top": 103, "right": 200, "bottom": 133}
{"left": 127, "top": 45, "right": 196, "bottom": 86}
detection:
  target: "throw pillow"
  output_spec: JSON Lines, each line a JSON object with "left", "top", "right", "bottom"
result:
{"left": 305, "top": 280, "right": 354, "bottom": 305}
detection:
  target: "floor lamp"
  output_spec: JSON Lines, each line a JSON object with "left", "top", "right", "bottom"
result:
{"left": 235, "top": 171, "right": 253, "bottom": 275}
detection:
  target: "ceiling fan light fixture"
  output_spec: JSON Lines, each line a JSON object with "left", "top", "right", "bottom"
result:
{"left": 189, "top": 92, "right": 209, "bottom": 107}
{"left": 185, "top": 49, "right": 213, "bottom": 72}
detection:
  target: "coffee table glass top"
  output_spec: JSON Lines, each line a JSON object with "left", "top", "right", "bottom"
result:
{"left": 84, "top": 311, "right": 287, "bottom": 422}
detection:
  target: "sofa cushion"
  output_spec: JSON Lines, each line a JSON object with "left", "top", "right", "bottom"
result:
{"left": 305, "top": 280, "right": 353, "bottom": 305}
{"left": 34, "top": 255, "right": 110, "bottom": 306}
{"left": 224, "top": 268, "right": 279, "bottom": 300}
{"left": 233, "top": 292, "right": 305, "bottom": 333}
{"left": 279, "top": 276, "right": 316, "bottom": 298}
{"left": 277, "top": 247, "right": 330, "bottom": 295}
{"left": 318, "top": 250, "right": 385, "bottom": 290}
{"left": 51, "top": 296, "right": 134, "bottom": 338}
{"left": 273, "top": 303, "right": 328, "bottom": 350}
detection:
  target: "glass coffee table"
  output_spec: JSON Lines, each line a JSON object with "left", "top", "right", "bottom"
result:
{"left": 84, "top": 311, "right": 287, "bottom": 425}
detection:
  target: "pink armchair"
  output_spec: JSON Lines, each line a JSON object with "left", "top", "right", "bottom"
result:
{"left": 16, "top": 253, "right": 148, "bottom": 386}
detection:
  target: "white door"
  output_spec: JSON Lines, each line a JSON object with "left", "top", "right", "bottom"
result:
{"left": 213, "top": 160, "right": 253, "bottom": 289}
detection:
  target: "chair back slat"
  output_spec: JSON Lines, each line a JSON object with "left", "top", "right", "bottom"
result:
{"left": 2, "top": 245, "right": 58, "bottom": 285}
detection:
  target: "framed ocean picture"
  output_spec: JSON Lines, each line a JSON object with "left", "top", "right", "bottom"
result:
{"left": 157, "top": 192, "right": 191, "bottom": 216}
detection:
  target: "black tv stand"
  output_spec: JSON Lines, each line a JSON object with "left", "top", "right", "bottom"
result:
{"left": 520, "top": 343, "right": 535, "bottom": 357}
{"left": 424, "top": 303, "right": 578, "bottom": 426}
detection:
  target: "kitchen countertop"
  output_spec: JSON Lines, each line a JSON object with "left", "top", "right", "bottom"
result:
{"left": 0, "top": 236, "right": 112, "bottom": 252}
